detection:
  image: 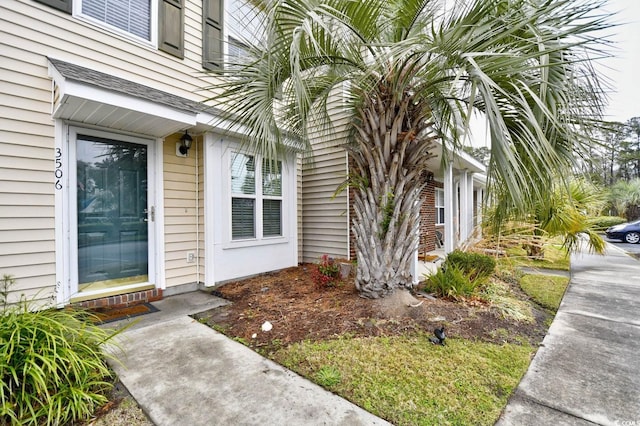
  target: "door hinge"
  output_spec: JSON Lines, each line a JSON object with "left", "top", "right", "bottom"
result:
{"left": 144, "top": 206, "right": 155, "bottom": 222}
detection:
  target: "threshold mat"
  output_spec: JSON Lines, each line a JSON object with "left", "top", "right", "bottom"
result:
{"left": 92, "top": 303, "right": 159, "bottom": 324}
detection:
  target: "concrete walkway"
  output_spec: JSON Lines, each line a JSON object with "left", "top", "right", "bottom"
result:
{"left": 497, "top": 243, "right": 640, "bottom": 425}
{"left": 105, "top": 292, "right": 391, "bottom": 426}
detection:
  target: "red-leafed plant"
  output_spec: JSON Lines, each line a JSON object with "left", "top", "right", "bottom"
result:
{"left": 311, "top": 255, "right": 340, "bottom": 288}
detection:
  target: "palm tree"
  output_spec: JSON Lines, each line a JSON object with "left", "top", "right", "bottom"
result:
{"left": 208, "top": 0, "right": 612, "bottom": 299}
{"left": 610, "top": 178, "right": 640, "bottom": 220}
{"left": 500, "top": 178, "right": 607, "bottom": 258}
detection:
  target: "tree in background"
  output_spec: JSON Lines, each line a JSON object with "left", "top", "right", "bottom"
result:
{"left": 581, "top": 122, "right": 626, "bottom": 186}
{"left": 463, "top": 146, "right": 491, "bottom": 167}
{"left": 620, "top": 117, "right": 640, "bottom": 180}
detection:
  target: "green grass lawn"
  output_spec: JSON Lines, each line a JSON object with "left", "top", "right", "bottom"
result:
{"left": 500, "top": 243, "right": 570, "bottom": 271}
{"left": 273, "top": 335, "right": 534, "bottom": 426}
{"left": 203, "top": 240, "right": 573, "bottom": 425}
{"left": 519, "top": 274, "right": 570, "bottom": 311}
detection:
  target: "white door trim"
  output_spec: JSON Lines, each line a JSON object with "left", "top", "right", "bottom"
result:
{"left": 55, "top": 125, "right": 159, "bottom": 304}
{"left": 203, "top": 133, "right": 216, "bottom": 286}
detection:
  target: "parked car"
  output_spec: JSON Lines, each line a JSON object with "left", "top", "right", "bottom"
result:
{"left": 605, "top": 220, "right": 640, "bottom": 244}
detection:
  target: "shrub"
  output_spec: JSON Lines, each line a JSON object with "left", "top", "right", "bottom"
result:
{"left": 311, "top": 254, "right": 340, "bottom": 288}
{"left": 591, "top": 215, "right": 626, "bottom": 231}
{"left": 423, "top": 264, "right": 479, "bottom": 299}
{"left": 445, "top": 250, "right": 496, "bottom": 282}
{"left": 0, "top": 277, "right": 120, "bottom": 425}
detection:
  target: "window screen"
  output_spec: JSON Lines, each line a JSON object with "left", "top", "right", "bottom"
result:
{"left": 82, "top": 0, "right": 151, "bottom": 40}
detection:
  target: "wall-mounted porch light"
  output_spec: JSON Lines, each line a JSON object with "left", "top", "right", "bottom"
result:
{"left": 179, "top": 130, "right": 193, "bottom": 155}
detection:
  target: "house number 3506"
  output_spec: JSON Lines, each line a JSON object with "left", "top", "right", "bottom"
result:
{"left": 54, "top": 148, "right": 63, "bottom": 190}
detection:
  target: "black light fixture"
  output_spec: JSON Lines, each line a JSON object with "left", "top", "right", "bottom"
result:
{"left": 179, "top": 130, "right": 193, "bottom": 155}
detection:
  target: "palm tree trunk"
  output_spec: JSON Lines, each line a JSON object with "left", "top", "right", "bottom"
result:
{"left": 348, "top": 79, "right": 437, "bottom": 298}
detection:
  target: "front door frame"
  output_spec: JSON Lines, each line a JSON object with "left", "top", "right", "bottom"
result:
{"left": 55, "top": 123, "right": 159, "bottom": 306}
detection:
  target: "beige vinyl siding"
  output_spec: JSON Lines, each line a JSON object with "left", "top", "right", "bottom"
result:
{"left": 302, "top": 146, "right": 349, "bottom": 263}
{"left": 162, "top": 136, "right": 199, "bottom": 288}
{"left": 301, "top": 86, "right": 352, "bottom": 263}
{"left": 3, "top": 0, "right": 221, "bottom": 105}
{"left": 0, "top": 33, "right": 56, "bottom": 304}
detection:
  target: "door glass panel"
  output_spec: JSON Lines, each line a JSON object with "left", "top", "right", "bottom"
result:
{"left": 76, "top": 136, "right": 148, "bottom": 291}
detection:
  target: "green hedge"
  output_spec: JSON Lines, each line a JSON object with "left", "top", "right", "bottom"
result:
{"left": 592, "top": 216, "right": 626, "bottom": 231}
{"left": 446, "top": 250, "right": 496, "bottom": 282}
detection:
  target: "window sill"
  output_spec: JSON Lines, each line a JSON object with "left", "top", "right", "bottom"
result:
{"left": 74, "top": 13, "right": 156, "bottom": 50}
{"left": 222, "top": 236, "right": 289, "bottom": 250}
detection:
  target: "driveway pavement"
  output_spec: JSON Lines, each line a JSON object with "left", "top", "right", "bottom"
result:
{"left": 605, "top": 238, "right": 640, "bottom": 257}
{"left": 497, "top": 243, "right": 640, "bottom": 425}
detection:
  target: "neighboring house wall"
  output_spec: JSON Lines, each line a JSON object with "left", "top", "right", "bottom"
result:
{"left": 419, "top": 180, "right": 443, "bottom": 256}
{"left": 301, "top": 89, "right": 351, "bottom": 263}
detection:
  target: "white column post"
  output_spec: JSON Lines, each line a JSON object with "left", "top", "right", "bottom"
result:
{"left": 444, "top": 162, "right": 455, "bottom": 254}
{"left": 475, "top": 185, "right": 483, "bottom": 237}
{"left": 459, "top": 169, "right": 469, "bottom": 243}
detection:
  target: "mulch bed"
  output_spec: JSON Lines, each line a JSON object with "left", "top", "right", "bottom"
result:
{"left": 195, "top": 264, "right": 550, "bottom": 353}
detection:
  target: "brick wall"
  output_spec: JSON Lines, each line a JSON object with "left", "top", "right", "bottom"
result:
{"left": 347, "top": 165, "right": 442, "bottom": 260}
{"left": 419, "top": 179, "right": 442, "bottom": 256}
{"left": 74, "top": 288, "right": 163, "bottom": 309}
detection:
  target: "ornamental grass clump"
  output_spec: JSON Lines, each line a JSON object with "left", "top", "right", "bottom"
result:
{"left": 0, "top": 275, "right": 121, "bottom": 425}
{"left": 424, "top": 251, "right": 496, "bottom": 299}
{"left": 424, "top": 264, "right": 479, "bottom": 299}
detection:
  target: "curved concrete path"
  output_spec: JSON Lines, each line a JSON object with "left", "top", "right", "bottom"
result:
{"left": 497, "top": 243, "right": 640, "bottom": 425}
{"left": 105, "top": 291, "right": 391, "bottom": 426}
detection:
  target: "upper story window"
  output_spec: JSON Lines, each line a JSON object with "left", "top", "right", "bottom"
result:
{"left": 227, "top": 0, "right": 262, "bottom": 43}
{"left": 80, "top": 0, "right": 152, "bottom": 41}
{"left": 435, "top": 188, "right": 445, "bottom": 225}
{"left": 34, "top": 0, "right": 184, "bottom": 59}
{"left": 202, "top": 0, "right": 262, "bottom": 71}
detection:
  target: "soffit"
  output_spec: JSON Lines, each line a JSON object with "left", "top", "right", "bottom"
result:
{"left": 426, "top": 140, "right": 487, "bottom": 176}
{"left": 47, "top": 58, "right": 203, "bottom": 138}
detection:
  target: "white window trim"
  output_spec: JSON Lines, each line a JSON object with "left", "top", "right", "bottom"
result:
{"left": 221, "top": 145, "right": 291, "bottom": 249}
{"left": 55, "top": 123, "right": 159, "bottom": 305}
{"left": 73, "top": 0, "right": 158, "bottom": 49}
{"left": 222, "top": 145, "right": 291, "bottom": 249}
{"left": 435, "top": 187, "right": 445, "bottom": 225}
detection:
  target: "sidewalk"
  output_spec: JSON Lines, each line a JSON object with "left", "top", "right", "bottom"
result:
{"left": 105, "top": 291, "right": 392, "bottom": 426}
{"left": 497, "top": 244, "right": 640, "bottom": 425}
